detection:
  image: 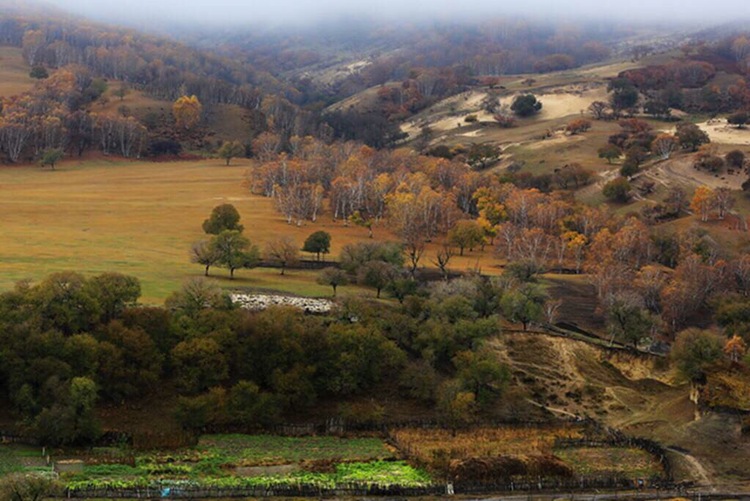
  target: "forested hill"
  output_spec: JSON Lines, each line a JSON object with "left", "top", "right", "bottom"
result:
{"left": 171, "top": 18, "right": 624, "bottom": 108}
{"left": 0, "top": 1, "right": 331, "bottom": 163}
{"left": 0, "top": 1, "right": 278, "bottom": 107}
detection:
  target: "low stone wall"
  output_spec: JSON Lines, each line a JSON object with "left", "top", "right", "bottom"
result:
{"left": 230, "top": 293, "right": 334, "bottom": 313}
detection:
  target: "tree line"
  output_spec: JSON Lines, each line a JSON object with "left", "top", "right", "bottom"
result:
{"left": 0, "top": 269, "right": 524, "bottom": 444}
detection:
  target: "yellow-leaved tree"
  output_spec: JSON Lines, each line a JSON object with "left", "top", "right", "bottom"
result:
{"left": 172, "top": 95, "right": 202, "bottom": 130}
{"left": 690, "top": 185, "right": 715, "bottom": 222}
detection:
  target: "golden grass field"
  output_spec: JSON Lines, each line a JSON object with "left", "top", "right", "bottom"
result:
{"left": 0, "top": 156, "right": 506, "bottom": 304}
{"left": 0, "top": 46, "right": 34, "bottom": 98}
{"left": 391, "top": 426, "right": 583, "bottom": 460}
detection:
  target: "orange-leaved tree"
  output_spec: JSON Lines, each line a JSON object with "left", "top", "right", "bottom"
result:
{"left": 690, "top": 186, "right": 715, "bottom": 222}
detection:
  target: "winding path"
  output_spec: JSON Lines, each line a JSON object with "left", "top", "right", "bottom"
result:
{"left": 666, "top": 446, "right": 716, "bottom": 492}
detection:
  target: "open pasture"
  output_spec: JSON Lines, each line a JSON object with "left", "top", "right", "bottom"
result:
{"left": 0, "top": 46, "right": 34, "bottom": 98}
{"left": 0, "top": 157, "right": 511, "bottom": 303}
{"left": 0, "top": 157, "right": 390, "bottom": 302}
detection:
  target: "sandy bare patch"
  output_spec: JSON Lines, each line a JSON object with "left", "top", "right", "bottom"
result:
{"left": 650, "top": 156, "right": 744, "bottom": 190}
{"left": 459, "top": 130, "right": 484, "bottom": 137}
{"left": 697, "top": 120, "right": 750, "bottom": 146}
{"left": 402, "top": 84, "right": 608, "bottom": 138}
{"left": 531, "top": 85, "right": 609, "bottom": 121}
{"left": 662, "top": 120, "right": 750, "bottom": 146}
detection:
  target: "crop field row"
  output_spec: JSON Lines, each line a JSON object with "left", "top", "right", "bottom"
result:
{"left": 11, "top": 429, "right": 663, "bottom": 496}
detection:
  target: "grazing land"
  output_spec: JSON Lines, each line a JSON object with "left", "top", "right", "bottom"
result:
{"left": 0, "top": 158, "right": 386, "bottom": 302}
{"left": 0, "top": 46, "right": 34, "bottom": 97}
{"left": 0, "top": 156, "right": 509, "bottom": 302}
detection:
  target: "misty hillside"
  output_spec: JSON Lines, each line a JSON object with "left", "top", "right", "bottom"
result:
{"left": 3, "top": 1, "right": 750, "bottom": 494}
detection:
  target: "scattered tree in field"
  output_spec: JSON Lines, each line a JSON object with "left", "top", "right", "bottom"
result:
{"left": 265, "top": 237, "right": 300, "bottom": 275}
{"left": 671, "top": 328, "right": 724, "bottom": 382}
{"left": 602, "top": 177, "right": 631, "bottom": 203}
{"left": 565, "top": 118, "right": 591, "bottom": 135}
{"left": 202, "top": 204, "right": 244, "bottom": 234}
{"left": 511, "top": 94, "right": 542, "bottom": 117}
{"left": 651, "top": 134, "right": 679, "bottom": 160}
{"left": 676, "top": 123, "right": 710, "bottom": 152}
{"left": 690, "top": 186, "right": 716, "bottom": 222}
{"left": 302, "top": 231, "right": 332, "bottom": 261}
{"left": 725, "top": 150, "right": 745, "bottom": 169}
{"left": 598, "top": 144, "right": 622, "bottom": 164}
{"left": 191, "top": 239, "right": 220, "bottom": 276}
{"left": 317, "top": 267, "right": 349, "bottom": 296}
{"left": 448, "top": 220, "right": 485, "bottom": 256}
{"left": 358, "top": 261, "right": 398, "bottom": 298}
{"left": 29, "top": 65, "right": 49, "bottom": 79}
{"left": 433, "top": 244, "right": 454, "bottom": 280}
{"left": 589, "top": 101, "right": 609, "bottom": 120}
{"left": 39, "top": 148, "right": 63, "bottom": 169}
{"left": 217, "top": 140, "right": 245, "bottom": 165}
{"left": 172, "top": 95, "right": 202, "bottom": 130}
{"left": 212, "top": 230, "right": 259, "bottom": 279}
{"left": 727, "top": 111, "right": 749, "bottom": 129}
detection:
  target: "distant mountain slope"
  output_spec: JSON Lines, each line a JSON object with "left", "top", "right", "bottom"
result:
{"left": 0, "top": 0, "right": 275, "bottom": 107}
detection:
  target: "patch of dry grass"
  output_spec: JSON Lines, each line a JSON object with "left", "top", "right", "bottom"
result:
{"left": 391, "top": 426, "right": 582, "bottom": 461}
{"left": 0, "top": 46, "right": 35, "bottom": 97}
{"left": 553, "top": 446, "right": 662, "bottom": 477}
{"left": 0, "top": 157, "right": 393, "bottom": 303}
{"left": 0, "top": 152, "right": 518, "bottom": 303}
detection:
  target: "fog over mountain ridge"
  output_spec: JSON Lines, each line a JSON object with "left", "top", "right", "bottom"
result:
{"left": 41, "top": 0, "right": 750, "bottom": 28}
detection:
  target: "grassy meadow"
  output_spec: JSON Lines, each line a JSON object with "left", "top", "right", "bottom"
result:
{"left": 0, "top": 157, "right": 372, "bottom": 302}
{"left": 0, "top": 156, "right": 508, "bottom": 304}
{"left": 0, "top": 158, "right": 494, "bottom": 304}
{"left": 0, "top": 46, "right": 34, "bottom": 98}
